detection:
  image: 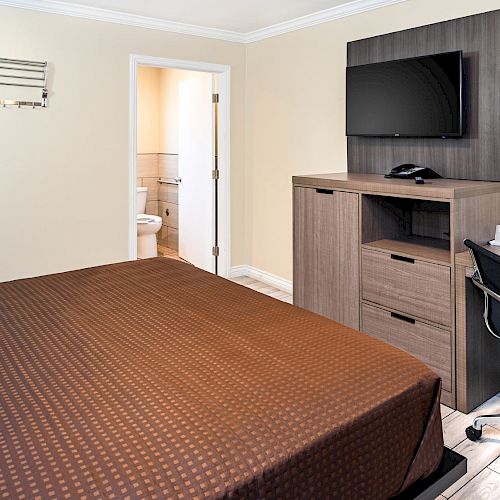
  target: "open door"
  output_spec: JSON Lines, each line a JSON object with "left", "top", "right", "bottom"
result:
{"left": 178, "top": 73, "right": 217, "bottom": 273}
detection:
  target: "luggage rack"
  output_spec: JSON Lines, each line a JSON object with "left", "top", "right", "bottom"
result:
{"left": 0, "top": 57, "right": 48, "bottom": 108}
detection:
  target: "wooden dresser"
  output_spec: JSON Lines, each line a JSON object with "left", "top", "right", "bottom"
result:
{"left": 293, "top": 173, "right": 500, "bottom": 409}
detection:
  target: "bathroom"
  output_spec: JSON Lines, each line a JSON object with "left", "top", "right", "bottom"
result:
{"left": 136, "top": 65, "right": 218, "bottom": 272}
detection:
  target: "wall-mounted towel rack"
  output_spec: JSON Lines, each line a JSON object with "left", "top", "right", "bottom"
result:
{"left": 0, "top": 57, "right": 48, "bottom": 108}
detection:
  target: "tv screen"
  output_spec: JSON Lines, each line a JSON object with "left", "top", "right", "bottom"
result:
{"left": 346, "top": 51, "right": 463, "bottom": 138}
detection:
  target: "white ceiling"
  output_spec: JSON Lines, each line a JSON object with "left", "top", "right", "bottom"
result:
{"left": 51, "top": 0, "right": 351, "bottom": 33}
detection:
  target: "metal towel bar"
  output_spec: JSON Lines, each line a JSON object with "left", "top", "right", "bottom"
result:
{"left": 0, "top": 57, "right": 48, "bottom": 108}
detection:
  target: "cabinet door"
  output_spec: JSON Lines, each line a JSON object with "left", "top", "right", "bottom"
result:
{"left": 293, "top": 187, "right": 359, "bottom": 328}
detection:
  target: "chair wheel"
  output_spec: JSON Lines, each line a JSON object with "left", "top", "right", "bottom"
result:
{"left": 466, "top": 426, "right": 482, "bottom": 441}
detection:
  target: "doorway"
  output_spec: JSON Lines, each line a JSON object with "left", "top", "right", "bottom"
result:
{"left": 129, "top": 55, "right": 231, "bottom": 277}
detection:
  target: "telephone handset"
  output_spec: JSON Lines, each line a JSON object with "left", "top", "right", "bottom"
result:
{"left": 384, "top": 164, "right": 441, "bottom": 179}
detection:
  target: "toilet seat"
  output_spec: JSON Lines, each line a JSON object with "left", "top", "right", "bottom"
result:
{"left": 137, "top": 214, "right": 162, "bottom": 224}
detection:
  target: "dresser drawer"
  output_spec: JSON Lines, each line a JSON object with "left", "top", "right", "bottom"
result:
{"left": 362, "top": 248, "right": 451, "bottom": 327}
{"left": 361, "top": 303, "right": 452, "bottom": 392}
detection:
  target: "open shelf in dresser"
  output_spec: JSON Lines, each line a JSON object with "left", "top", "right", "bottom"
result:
{"left": 361, "top": 194, "right": 451, "bottom": 265}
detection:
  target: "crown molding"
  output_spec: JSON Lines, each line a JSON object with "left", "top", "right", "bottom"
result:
{"left": 0, "top": 0, "right": 408, "bottom": 44}
{"left": 245, "top": 0, "right": 408, "bottom": 42}
{"left": 0, "top": 0, "right": 247, "bottom": 43}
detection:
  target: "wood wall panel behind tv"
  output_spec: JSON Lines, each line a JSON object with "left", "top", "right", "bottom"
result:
{"left": 347, "top": 9, "right": 500, "bottom": 181}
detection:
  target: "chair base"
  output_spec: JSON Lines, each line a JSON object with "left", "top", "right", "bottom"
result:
{"left": 466, "top": 414, "right": 500, "bottom": 441}
{"left": 466, "top": 426, "right": 482, "bottom": 441}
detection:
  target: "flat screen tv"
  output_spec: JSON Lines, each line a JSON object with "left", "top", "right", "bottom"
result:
{"left": 346, "top": 51, "right": 463, "bottom": 138}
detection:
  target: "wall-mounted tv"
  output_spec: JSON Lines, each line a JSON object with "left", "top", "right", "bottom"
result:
{"left": 346, "top": 51, "right": 463, "bottom": 138}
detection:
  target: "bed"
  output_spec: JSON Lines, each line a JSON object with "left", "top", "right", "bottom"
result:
{"left": 0, "top": 258, "right": 444, "bottom": 499}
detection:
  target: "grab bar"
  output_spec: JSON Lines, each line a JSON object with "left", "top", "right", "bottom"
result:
{"left": 157, "top": 178, "right": 180, "bottom": 185}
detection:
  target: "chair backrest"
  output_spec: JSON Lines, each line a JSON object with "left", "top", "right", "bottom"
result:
{"left": 464, "top": 239, "right": 500, "bottom": 337}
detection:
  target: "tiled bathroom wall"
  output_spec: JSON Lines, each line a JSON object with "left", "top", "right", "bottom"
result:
{"left": 158, "top": 154, "right": 179, "bottom": 251}
{"left": 137, "top": 154, "right": 159, "bottom": 216}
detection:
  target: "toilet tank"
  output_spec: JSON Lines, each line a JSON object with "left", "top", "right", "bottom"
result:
{"left": 137, "top": 187, "right": 148, "bottom": 214}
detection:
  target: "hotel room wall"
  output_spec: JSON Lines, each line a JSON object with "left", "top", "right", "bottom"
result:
{"left": 244, "top": 0, "right": 500, "bottom": 282}
{"left": 0, "top": 6, "right": 246, "bottom": 282}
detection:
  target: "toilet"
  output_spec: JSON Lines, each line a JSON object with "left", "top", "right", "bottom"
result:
{"left": 136, "top": 187, "right": 162, "bottom": 259}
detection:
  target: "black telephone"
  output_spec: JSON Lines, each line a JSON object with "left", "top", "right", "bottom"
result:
{"left": 384, "top": 164, "right": 441, "bottom": 179}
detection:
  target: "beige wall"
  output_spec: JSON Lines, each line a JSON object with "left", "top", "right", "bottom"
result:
{"left": 159, "top": 68, "right": 202, "bottom": 154}
{"left": 245, "top": 0, "right": 500, "bottom": 281}
{"left": 0, "top": 6, "right": 246, "bottom": 282}
{"left": 137, "top": 66, "right": 160, "bottom": 154}
{"left": 1, "top": 1, "right": 498, "bottom": 284}
{"left": 138, "top": 66, "right": 202, "bottom": 155}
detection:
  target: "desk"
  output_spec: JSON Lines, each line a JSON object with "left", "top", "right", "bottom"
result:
{"left": 455, "top": 245, "right": 500, "bottom": 413}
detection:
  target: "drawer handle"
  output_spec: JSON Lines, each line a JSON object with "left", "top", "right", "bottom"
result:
{"left": 316, "top": 188, "right": 334, "bottom": 195}
{"left": 391, "top": 312, "right": 416, "bottom": 324}
{"left": 391, "top": 254, "right": 415, "bottom": 264}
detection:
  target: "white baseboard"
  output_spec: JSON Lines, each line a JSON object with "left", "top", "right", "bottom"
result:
{"left": 230, "top": 265, "right": 293, "bottom": 295}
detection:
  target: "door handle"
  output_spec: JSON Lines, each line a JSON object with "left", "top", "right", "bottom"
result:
{"left": 175, "top": 177, "right": 182, "bottom": 184}
{"left": 316, "top": 188, "right": 334, "bottom": 195}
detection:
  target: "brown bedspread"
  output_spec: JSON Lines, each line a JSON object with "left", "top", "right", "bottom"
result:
{"left": 0, "top": 258, "right": 443, "bottom": 499}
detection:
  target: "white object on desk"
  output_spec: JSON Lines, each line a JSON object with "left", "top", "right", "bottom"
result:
{"left": 490, "top": 225, "right": 500, "bottom": 246}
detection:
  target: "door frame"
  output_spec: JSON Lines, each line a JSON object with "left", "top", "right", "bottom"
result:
{"left": 129, "top": 54, "right": 231, "bottom": 277}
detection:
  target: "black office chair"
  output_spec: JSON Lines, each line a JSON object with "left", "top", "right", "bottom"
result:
{"left": 464, "top": 240, "right": 500, "bottom": 441}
